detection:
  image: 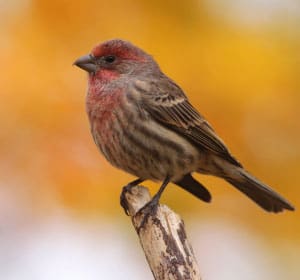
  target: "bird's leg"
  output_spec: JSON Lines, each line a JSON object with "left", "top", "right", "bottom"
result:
{"left": 120, "top": 178, "right": 145, "bottom": 215}
{"left": 137, "top": 176, "right": 171, "bottom": 232}
{"left": 150, "top": 176, "right": 171, "bottom": 207}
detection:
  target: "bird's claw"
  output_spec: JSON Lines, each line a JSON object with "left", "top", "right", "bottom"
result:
{"left": 136, "top": 196, "right": 159, "bottom": 233}
{"left": 120, "top": 184, "right": 134, "bottom": 215}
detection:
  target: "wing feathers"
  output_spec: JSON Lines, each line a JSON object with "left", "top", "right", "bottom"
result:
{"left": 136, "top": 78, "right": 241, "bottom": 167}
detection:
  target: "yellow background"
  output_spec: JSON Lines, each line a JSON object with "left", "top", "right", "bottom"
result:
{"left": 1, "top": 0, "right": 299, "bottom": 279}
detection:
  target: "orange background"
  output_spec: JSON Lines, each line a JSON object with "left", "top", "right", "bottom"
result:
{"left": 1, "top": 1, "right": 299, "bottom": 279}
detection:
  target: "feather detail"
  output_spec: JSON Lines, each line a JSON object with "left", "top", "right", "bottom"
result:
{"left": 135, "top": 77, "right": 242, "bottom": 167}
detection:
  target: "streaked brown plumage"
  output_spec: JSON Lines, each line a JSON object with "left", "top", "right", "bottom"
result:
{"left": 74, "top": 39, "right": 294, "bottom": 213}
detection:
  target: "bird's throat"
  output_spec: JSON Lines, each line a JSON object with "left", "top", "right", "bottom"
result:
{"left": 91, "top": 68, "right": 120, "bottom": 83}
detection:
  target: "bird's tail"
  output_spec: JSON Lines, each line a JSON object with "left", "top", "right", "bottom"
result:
{"left": 222, "top": 165, "right": 294, "bottom": 213}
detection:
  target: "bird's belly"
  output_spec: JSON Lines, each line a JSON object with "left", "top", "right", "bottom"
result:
{"left": 93, "top": 117, "right": 201, "bottom": 182}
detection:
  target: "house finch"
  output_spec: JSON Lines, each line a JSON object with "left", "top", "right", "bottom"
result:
{"left": 74, "top": 39, "right": 294, "bottom": 213}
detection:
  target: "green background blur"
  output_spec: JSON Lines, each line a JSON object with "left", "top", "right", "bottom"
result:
{"left": 1, "top": 0, "right": 299, "bottom": 279}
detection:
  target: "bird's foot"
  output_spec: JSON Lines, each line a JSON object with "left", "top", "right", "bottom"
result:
{"left": 136, "top": 195, "right": 160, "bottom": 233}
{"left": 120, "top": 184, "right": 133, "bottom": 215}
{"left": 120, "top": 178, "right": 144, "bottom": 215}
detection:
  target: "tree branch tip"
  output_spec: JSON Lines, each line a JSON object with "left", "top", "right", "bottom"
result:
{"left": 121, "top": 185, "right": 151, "bottom": 216}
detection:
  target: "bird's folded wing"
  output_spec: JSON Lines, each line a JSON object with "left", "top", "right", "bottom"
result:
{"left": 137, "top": 79, "right": 241, "bottom": 167}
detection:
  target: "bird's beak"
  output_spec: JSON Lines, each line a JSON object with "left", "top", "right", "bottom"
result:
{"left": 73, "top": 54, "right": 97, "bottom": 73}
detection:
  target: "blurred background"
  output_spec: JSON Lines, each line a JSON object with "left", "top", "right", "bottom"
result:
{"left": 1, "top": 0, "right": 299, "bottom": 279}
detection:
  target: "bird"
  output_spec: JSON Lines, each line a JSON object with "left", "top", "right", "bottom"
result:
{"left": 74, "top": 39, "right": 294, "bottom": 213}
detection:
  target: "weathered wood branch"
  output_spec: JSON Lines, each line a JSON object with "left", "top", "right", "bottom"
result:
{"left": 121, "top": 185, "right": 202, "bottom": 280}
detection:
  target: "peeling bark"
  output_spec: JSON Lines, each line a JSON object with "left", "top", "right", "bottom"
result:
{"left": 121, "top": 185, "right": 202, "bottom": 280}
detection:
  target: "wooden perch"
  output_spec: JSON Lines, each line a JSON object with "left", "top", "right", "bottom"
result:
{"left": 121, "top": 185, "right": 202, "bottom": 280}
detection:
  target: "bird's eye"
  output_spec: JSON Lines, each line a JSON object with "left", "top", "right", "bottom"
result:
{"left": 104, "top": 55, "right": 116, "bottom": 63}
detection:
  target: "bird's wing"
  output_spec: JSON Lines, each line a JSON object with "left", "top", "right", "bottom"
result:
{"left": 134, "top": 78, "right": 241, "bottom": 167}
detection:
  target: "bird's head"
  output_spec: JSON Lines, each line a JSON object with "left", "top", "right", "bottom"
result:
{"left": 74, "top": 39, "right": 158, "bottom": 81}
